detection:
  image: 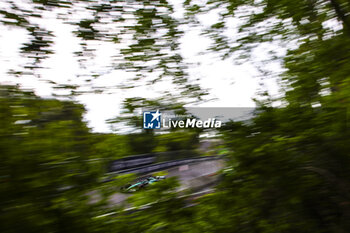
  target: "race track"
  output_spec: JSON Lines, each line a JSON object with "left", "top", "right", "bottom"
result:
{"left": 109, "top": 159, "right": 224, "bottom": 205}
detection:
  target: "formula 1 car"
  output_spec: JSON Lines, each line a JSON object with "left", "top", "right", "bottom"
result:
{"left": 120, "top": 176, "right": 166, "bottom": 193}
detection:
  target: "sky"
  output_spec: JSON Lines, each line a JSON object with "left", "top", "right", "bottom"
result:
{"left": 0, "top": 1, "right": 283, "bottom": 133}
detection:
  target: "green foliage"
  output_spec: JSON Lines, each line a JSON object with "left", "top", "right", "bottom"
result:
{"left": 2, "top": 0, "right": 350, "bottom": 232}
{"left": 0, "top": 85, "right": 201, "bottom": 233}
{"left": 0, "top": 85, "right": 117, "bottom": 233}
{"left": 0, "top": 0, "right": 207, "bottom": 99}
{"left": 180, "top": 0, "right": 350, "bottom": 232}
{"left": 214, "top": 105, "right": 350, "bottom": 232}
{"left": 127, "top": 131, "right": 157, "bottom": 154}
{"left": 155, "top": 130, "right": 199, "bottom": 151}
{"left": 125, "top": 177, "right": 196, "bottom": 233}
{"left": 93, "top": 134, "right": 132, "bottom": 160}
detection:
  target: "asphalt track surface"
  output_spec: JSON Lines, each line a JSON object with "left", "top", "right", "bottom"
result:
{"left": 109, "top": 159, "right": 224, "bottom": 205}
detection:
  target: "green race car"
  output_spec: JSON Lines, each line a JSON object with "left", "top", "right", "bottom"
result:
{"left": 121, "top": 176, "right": 166, "bottom": 193}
